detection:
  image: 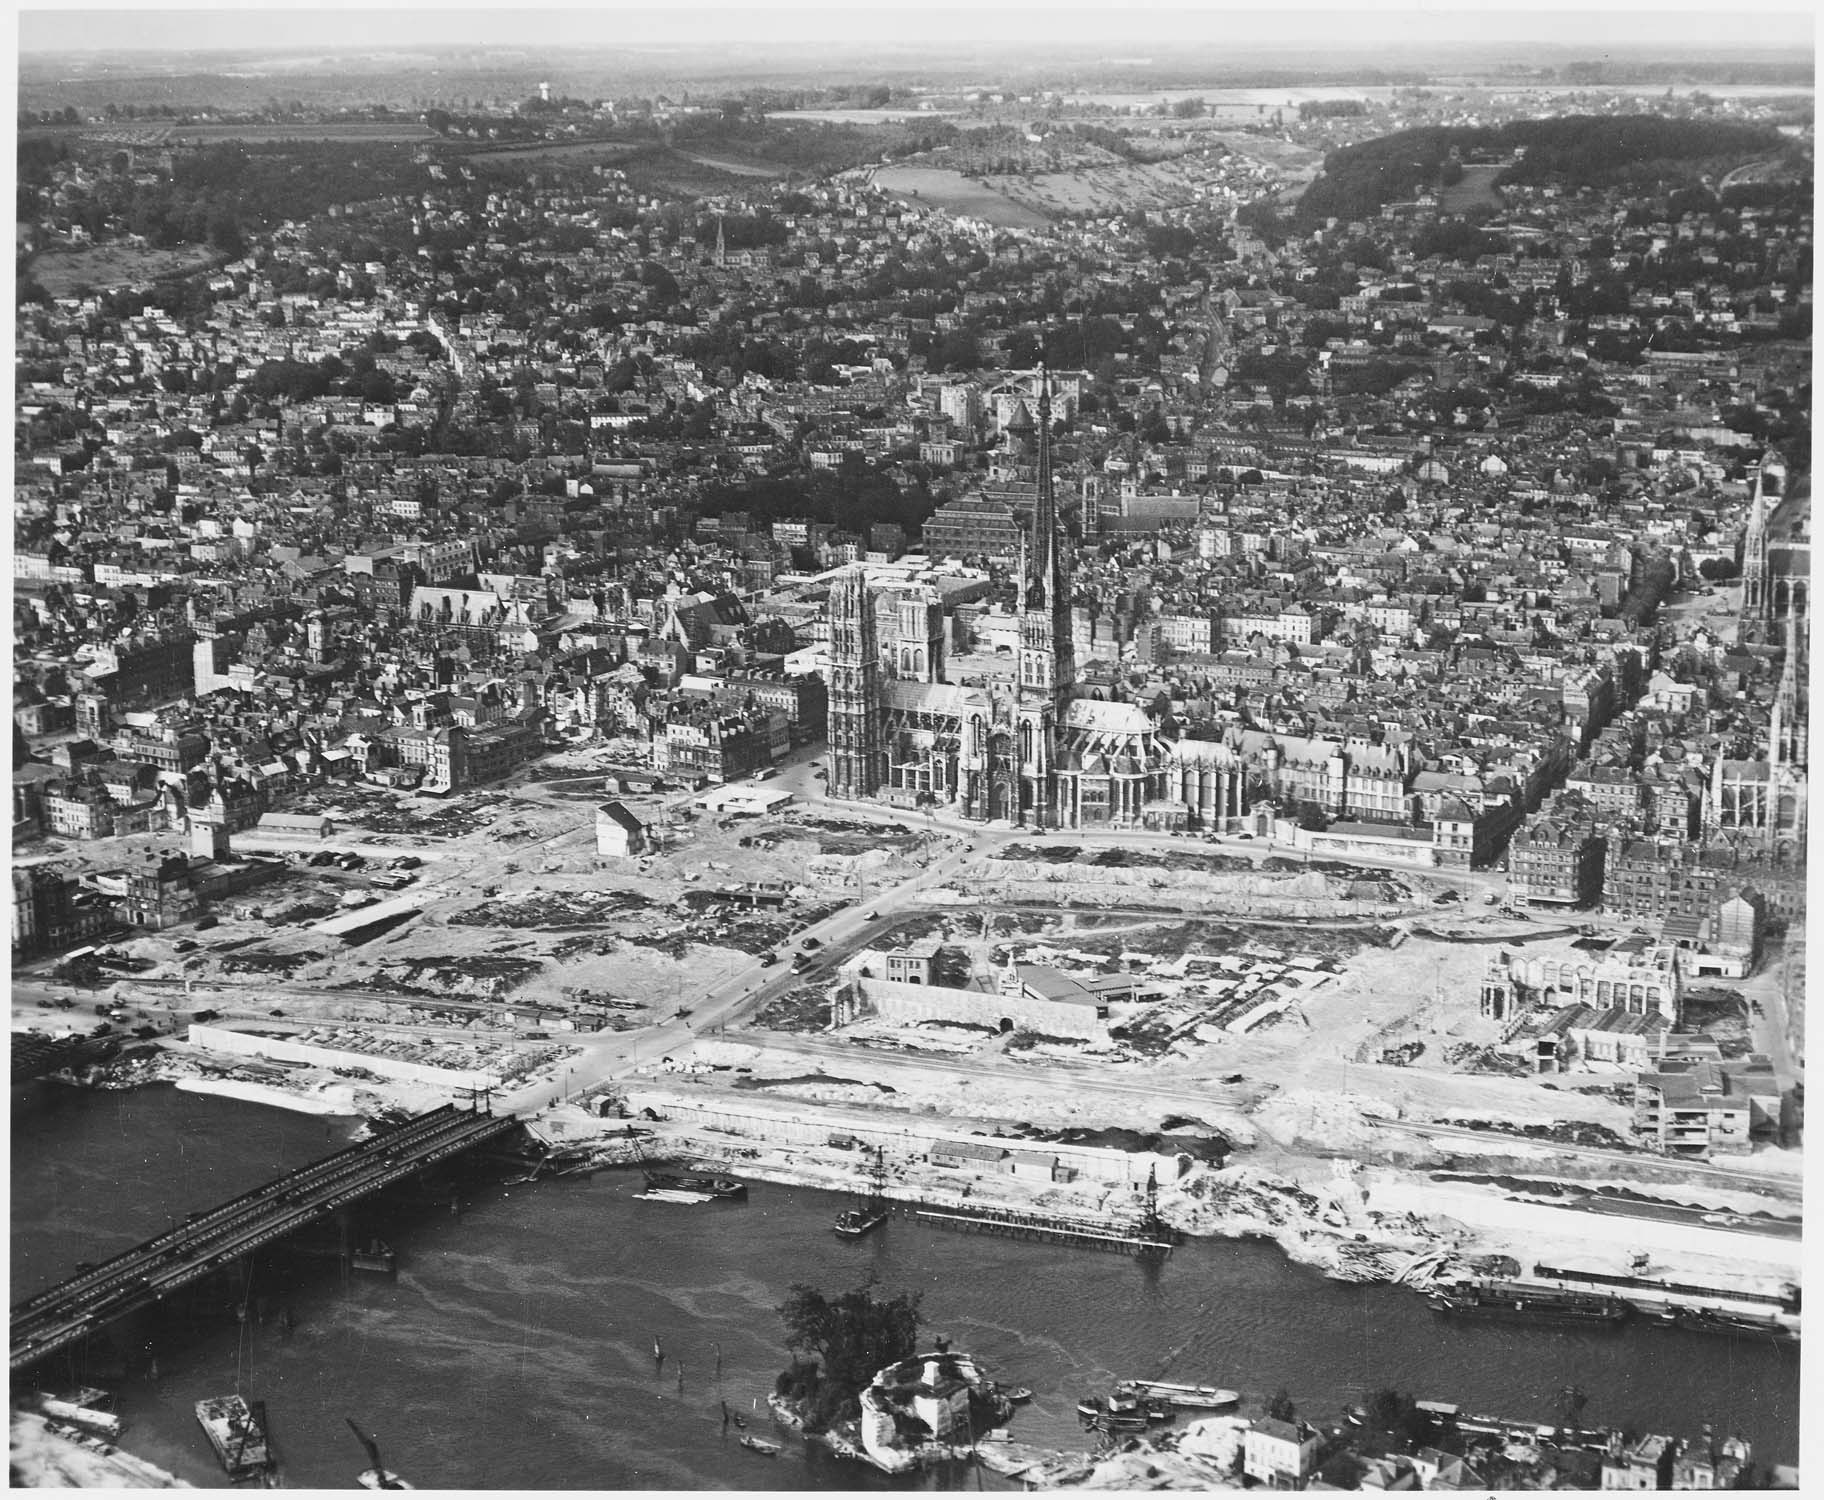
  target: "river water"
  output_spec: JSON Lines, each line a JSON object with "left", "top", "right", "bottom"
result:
{"left": 11, "top": 1083, "right": 1802, "bottom": 1488}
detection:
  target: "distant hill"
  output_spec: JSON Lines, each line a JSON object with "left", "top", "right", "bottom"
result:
{"left": 1296, "top": 114, "right": 1789, "bottom": 224}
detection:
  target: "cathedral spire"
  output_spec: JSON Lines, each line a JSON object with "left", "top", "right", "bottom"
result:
{"left": 1032, "top": 363, "right": 1056, "bottom": 602}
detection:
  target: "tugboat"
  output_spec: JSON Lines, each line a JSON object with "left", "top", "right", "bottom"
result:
{"left": 833, "top": 1147, "right": 890, "bottom": 1239}
{"left": 346, "top": 1417, "right": 413, "bottom": 1490}
{"left": 194, "top": 1395, "right": 273, "bottom": 1480}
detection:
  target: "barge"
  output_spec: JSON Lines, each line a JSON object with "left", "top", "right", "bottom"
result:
{"left": 1114, "top": 1379, "right": 1240, "bottom": 1410}
{"left": 1429, "top": 1282, "right": 1631, "bottom": 1327}
{"left": 195, "top": 1395, "right": 272, "bottom": 1479}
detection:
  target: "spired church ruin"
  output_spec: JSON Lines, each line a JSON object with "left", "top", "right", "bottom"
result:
{"left": 826, "top": 371, "right": 1247, "bottom": 830}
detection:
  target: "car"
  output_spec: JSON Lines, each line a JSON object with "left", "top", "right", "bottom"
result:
{"left": 802, "top": 936, "right": 822, "bottom": 950}
{"left": 674, "top": 1007, "right": 693, "bottom": 1019}
{"left": 862, "top": 911, "right": 878, "bottom": 922}
{"left": 758, "top": 952, "right": 778, "bottom": 966}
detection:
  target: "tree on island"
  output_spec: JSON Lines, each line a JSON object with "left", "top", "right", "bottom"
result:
{"left": 1363, "top": 1387, "right": 1432, "bottom": 1450}
{"left": 774, "top": 1276, "right": 923, "bottom": 1431}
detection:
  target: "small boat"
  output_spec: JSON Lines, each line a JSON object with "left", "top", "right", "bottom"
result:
{"left": 195, "top": 1395, "right": 272, "bottom": 1479}
{"left": 833, "top": 1204, "right": 889, "bottom": 1237}
{"left": 738, "top": 1435, "right": 781, "bottom": 1456}
{"left": 1005, "top": 1387, "right": 1034, "bottom": 1404}
{"left": 834, "top": 1147, "right": 891, "bottom": 1239}
{"left": 347, "top": 1416, "right": 412, "bottom": 1490}
{"left": 1345, "top": 1405, "right": 1369, "bottom": 1427}
{"left": 635, "top": 1189, "right": 718, "bottom": 1205}
{"left": 351, "top": 1240, "right": 396, "bottom": 1276}
{"left": 1076, "top": 1396, "right": 1104, "bottom": 1422}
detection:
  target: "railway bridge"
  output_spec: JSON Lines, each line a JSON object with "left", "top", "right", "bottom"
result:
{"left": 12, "top": 1103, "right": 521, "bottom": 1374}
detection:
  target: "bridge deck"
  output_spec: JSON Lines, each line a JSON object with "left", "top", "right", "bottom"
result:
{"left": 11, "top": 1104, "right": 519, "bottom": 1372}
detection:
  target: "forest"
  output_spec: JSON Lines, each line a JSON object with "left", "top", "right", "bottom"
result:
{"left": 1296, "top": 115, "right": 1789, "bottom": 225}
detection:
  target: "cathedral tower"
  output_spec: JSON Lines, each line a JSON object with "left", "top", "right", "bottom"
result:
{"left": 1740, "top": 448, "right": 1784, "bottom": 626}
{"left": 1012, "top": 368, "right": 1078, "bottom": 827}
{"left": 827, "top": 570, "right": 881, "bottom": 801}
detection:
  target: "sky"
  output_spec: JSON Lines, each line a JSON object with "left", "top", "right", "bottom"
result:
{"left": 15, "top": 2, "right": 1818, "bottom": 57}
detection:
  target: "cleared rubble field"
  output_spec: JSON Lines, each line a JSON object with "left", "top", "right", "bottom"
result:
{"left": 29, "top": 242, "right": 221, "bottom": 296}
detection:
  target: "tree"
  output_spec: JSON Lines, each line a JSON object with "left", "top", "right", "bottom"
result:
{"left": 1266, "top": 1387, "right": 1296, "bottom": 1423}
{"left": 776, "top": 1277, "right": 922, "bottom": 1430}
{"left": 1364, "top": 1387, "right": 1429, "bottom": 1449}
{"left": 209, "top": 213, "right": 246, "bottom": 257}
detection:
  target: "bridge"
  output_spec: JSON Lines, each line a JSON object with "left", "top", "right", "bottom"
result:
{"left": 11, "top": 1104, "right": 520, "bottom": 1373}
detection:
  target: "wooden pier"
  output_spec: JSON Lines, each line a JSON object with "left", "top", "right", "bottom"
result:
{"left": 907, "top": 1203, "right": 1178, "bottom": 1257}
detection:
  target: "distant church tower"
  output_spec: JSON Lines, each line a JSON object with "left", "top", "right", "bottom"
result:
{"left": 714, "top": 216, "right": 727, "bottom": 269}
{"left": 827, "top": 570, "right": 882, "bottom": 801}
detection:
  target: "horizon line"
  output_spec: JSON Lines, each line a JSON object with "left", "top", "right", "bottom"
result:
{"left": 17, "top": 6, "right": 1820, "bottom": 59}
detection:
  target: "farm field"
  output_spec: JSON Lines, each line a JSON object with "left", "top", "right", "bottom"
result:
{"left": 673, "top": 149, "right": 785, "bottom": 178}
{"left": 158, "top": 121, "right": 436, "bottom": 143}
{"left": 869, "top": 164, "right": 1051, "bottom": 227}
{"left": 455, "top": 138, "right": 639, "bottom": 165}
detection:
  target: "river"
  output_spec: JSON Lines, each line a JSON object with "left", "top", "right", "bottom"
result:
{"left": 11, "top": 1083, "right": 1801, "bottom": 1488}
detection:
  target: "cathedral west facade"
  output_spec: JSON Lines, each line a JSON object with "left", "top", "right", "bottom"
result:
{"left": 825, "top": 374, "right": 1244, "bottom": 831}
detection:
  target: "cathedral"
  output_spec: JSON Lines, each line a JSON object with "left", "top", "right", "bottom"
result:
{"left": 826, "top": 374, "right": 1242, "bottom": 830}
{"left": 1717, "top": 449, "right": 1809, "bottom": 860}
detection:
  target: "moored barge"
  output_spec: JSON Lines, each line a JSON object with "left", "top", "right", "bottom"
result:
{"left": 1429, "top": 1281, "right": 1631, "bottom": 1327}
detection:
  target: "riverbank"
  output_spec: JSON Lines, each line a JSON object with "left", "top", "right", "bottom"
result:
{"left": 49, "top": 1039, "right": 1806, "bottom": 1312}
{"left": 542, "top": 1084, "right": 1803, "bottom": 1313}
